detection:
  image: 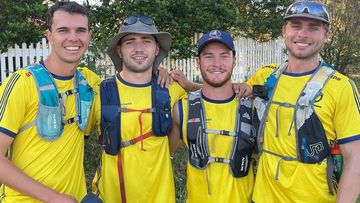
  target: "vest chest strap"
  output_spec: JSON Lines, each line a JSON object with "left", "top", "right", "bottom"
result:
{"left": 63, "top": 116, "right": 80, "bottom": 125}
{"left": 208, "top": 157, "right": 231, "bottom": 164}
{"left": 120, "top": 107, "right": 155, "bottom": 113}
{"left": 205, "top": 129, "right": 236, "bottom": 136}
{"left": 121, "top": 131, "right": 152, "bottom": 148}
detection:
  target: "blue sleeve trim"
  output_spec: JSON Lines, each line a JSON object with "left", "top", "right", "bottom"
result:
{"left": 179, "top": 100, "right": 183, "bottom": 140}
{"left": 338, "top": 134, "right": 360, "bottom": 144}
{"left": 0, "top": 127, "right": 16, "bottom": 138}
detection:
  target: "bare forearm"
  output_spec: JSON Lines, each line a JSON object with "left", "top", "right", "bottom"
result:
{"left": 0, "top": 156, "right": 58, "bottom": 202}
{"left": 336, "top": 142, "right": 360, "bottom": 203}
{"left": 184, "top": 82, "right": 202, "bottom": 92}
{"left": 336, "top": 160, "right": 360, "bottom": 202}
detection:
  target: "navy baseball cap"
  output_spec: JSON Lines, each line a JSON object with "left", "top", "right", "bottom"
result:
{"left": 197, "top": 30, "right": 235, "bottom": 56}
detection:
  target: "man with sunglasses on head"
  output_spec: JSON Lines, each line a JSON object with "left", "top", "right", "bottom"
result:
{"left": 0, "top": 2, "right": 101, "bottom": 202}
{"left": 91, "top": 15, "right": 187, "bottom": 203}
{"left": 247, "top": 1, "right": 360, "bottom": 202}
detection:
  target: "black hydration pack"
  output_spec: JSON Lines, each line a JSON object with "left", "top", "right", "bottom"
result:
{"left": 186, "top": 91, "right": 258, "bottom": 177}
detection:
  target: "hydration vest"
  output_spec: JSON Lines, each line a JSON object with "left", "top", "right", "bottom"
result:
{"left": 100, "top": 74, "right": 172, "bottom": 155}
{"left": 18, "top": 63, "right": 94, "bottom": 141}
{"left": 186, "top": 90, "right": 258, "bottom": 178}
{"left": 254, "top": 61, "right": 336, "bottom": 193}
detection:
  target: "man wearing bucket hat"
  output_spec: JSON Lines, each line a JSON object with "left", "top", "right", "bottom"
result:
{"left": 247, "top": 1, "right": 360, "bottom": 202}
{"left": 169, "top": 29, "right": 257, "bottom": 202}
{"left": 91, "top": 15, "right": 187, "bottom": 203}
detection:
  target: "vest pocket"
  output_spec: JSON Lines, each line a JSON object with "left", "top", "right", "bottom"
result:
{"left": 153, "top": 97, "right": 172, "bottom": 136}
{"left": 101, "top": 105, "right": 120, "bottom": 155}
{"left": 158, "top": 105, "right": 171, "bottom": 135}
{"left": 36, "top": 104, "right": 63, "bottom": 141}
{"left": 297, "top": 112, "right": 329, "bottom": 163}
{"left": 78, "top": 100, "right": 93, "bottom": 131}
{"left": 230, "top": 132, "right": 255, "bottom": 177}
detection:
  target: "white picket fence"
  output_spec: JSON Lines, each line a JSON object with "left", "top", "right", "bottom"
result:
{"left": 0, "top": 36, "right": 287, "bottom": 83}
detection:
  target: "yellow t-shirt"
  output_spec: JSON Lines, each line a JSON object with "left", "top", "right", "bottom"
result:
{"left": 92, "top": 74, "right": 186, "bottom": 203}
{"left": 179, "top": 93, "right": 254, "bottom": 203}
{"left": 247, "top": 64, "right": 360, "bottom": 203}
{"left": 0, "top": 65, "right": 101, "bottom": 202}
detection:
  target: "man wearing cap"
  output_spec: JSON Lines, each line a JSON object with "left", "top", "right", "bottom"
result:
{"left": 169, "top": 29, "right": 257, "bottom": 203}
{"left": 247, "top": 1, "right": 360, "bottom": 202}
{"left": 91, "top": 15, "right": 187, "bottom": 203}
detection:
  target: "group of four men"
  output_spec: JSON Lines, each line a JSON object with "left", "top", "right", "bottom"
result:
{"left": 0, "top": 1, "right": 359, "bottom": 203}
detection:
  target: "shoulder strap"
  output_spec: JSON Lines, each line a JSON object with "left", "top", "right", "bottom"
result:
{"left": 28, "top": 64, "right": 60, "bottom": 107}
{"left": 295, "top": 63, "right": 335, "bottom": 115}
{"left": 293, "top": 63, "right": 335, "bottom": 163}
{"left": 100, "top": 76, "right": 121, "bottom": 155}
{"left": 229, "top": 98, "right": 257, "bottom": 177}
{"left": 186, "top": 90, "right": 209, "bottom": 169}
{"left": 151, "top": 74, "right": 172, "bottom": 136}
{"left": 19, "top": 64, "right": 63, "bottom": 140}
{"left": 74, "top": 69, "right": 94, "bottom": 131}
{"left": 257, "top": 62, "right": 288, "bottom": 139}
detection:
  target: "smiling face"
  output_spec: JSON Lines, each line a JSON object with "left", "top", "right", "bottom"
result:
{"left": 198, "top": 42, "right": 235, "bottom": 88}
{"left": 283, "top": 18, "right": 330, "bottom": 61}
{"left": 117, "top": 33, "right": 159, "bottom": 73}
{"left": 45, "top": 10, "right": 90, "bottom": 65}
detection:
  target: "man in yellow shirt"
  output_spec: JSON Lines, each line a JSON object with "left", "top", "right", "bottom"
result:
{"left": 0, "top": 2, "right": 101, "bottom": 202}
{"left": 92, "top": 15, "right": 186, "bottom": 203}
{"left": 169, "top": 30, "right": 257, "bottom": 203}
{"left": 247, "top": 1, "right": 360, "bottom": 202}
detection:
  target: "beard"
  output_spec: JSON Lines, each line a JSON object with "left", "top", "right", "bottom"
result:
{"left": 200, "top": 68, "right": 233, "bottom": 88}
{"left": 122, "top": 52, "right": 156, "bottom": 73}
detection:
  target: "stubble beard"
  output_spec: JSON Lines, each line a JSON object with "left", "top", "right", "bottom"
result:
{"left": 123, "top": 55, "right": 156, "bottom": 73}
{"left": 200, "top": 68, "right": 233, "bottom": 88}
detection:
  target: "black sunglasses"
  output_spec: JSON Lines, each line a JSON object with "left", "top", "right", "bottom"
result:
{"left": 123, "top": 15, "right": 155, "bottom": 26}
{"left": 285, "top": 2, "right": 330, "bottom": 24}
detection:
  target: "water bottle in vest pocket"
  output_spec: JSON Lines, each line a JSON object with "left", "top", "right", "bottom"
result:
{"left": 36, "top": 104, "right": 63, "bottom": 141}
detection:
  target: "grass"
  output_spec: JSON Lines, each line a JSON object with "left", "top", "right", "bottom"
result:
{"left": 84, "top": 134, "right": 102, "bottom": 191}
{"left": 171, "top": 147, "right": 188, "bottom": 203}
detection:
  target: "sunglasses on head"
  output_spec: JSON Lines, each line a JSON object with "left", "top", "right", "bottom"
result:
{"left": 285, "top": 2, "right": 330, "bottom": 23}
{"left": 123, "top": 15, "right": 155, "bottom": 26}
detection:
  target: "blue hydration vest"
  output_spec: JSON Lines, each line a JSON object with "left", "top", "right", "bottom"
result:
{"left": 19, "top": 63, "right": 94, "bottom": 141}
{"left": 100, "top": 74, "right": 172, "bottom": 155}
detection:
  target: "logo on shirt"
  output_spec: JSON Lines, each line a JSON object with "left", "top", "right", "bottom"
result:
{"left": 121, "top": 102, "right": 132, "bottom": 107}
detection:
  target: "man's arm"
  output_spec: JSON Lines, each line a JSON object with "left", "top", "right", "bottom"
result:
{"left": 169, "top": 102, "right": 184, "bottom": 153}
{"left": 156, "top": 66, "right": 174, "bottom": 88}
{"left": 170, "top": 69, "right": 202, "bottom": 92}
{"left": 0, "top": 132, "right": 77, "bottom": 203}
{"left": 336, "top": 140, "right": 360, "bottom": 203}
{"left": 233, "top": 82, "right": 252, "bottom": 100}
